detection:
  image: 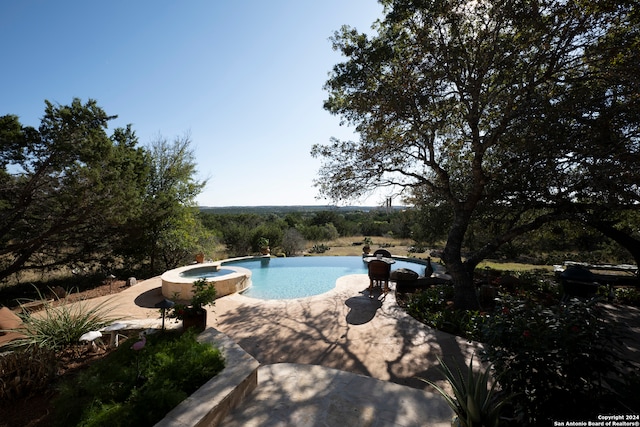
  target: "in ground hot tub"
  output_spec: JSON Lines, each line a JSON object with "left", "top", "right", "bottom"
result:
{"left": 161, "top": 261, "right": 252, "bottom": 301}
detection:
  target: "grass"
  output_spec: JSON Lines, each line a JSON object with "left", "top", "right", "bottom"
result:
{"left": 303, "top": 237, "right": 556, "bottom": 274}
{"left": 476, "top": 260, "right": 554, "bottom": 272}
{"left": 303, "top": 236, "right": 430, "bottom": 257}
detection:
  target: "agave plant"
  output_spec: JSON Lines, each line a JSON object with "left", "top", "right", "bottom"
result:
{"left": 8, "top": 286, "right": 117, "bottom": 350}
{"left": 423, "top": 355, "right": 510, "bottom": 427}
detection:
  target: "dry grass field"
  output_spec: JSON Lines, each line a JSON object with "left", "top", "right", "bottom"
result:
{"left": 308, "top": 236, "right": 428, "bottom": 257}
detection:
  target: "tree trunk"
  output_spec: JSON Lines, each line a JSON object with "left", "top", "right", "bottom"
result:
{"left": 442, "top": 210, "right": 480, "bottom": 310}
{"left": 451, "top": 268, "right": 479, "bottom": 310}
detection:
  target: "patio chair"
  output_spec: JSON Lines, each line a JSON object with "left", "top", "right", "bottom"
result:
{"left": 0, "top": 307, "right": 27, "bottom": 347}
{"left": 559, "top": 266, "right": 601, "bottom": 302}
{"left": 368, "top": 259, "right": 391, "bottom": 295}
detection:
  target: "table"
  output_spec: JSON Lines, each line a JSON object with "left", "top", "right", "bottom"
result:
{"left": 363, "top": 256, "right": 396, "bottom": 264}
{"left": 102, "top": 322, "right": 127, "bottom": 348}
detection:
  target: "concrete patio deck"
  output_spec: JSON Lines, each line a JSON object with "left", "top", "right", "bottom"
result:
{"left": 78, "top": 270, "right": 640, "bottom": 425}
{"left": 81, "top": 273, "right": 484, "bottom": 426}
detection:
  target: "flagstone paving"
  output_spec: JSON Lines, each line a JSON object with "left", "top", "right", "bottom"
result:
{"left": 82, "top": 273, "right": 640, "bottom": 426}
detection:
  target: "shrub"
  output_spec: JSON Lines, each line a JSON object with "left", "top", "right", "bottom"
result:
{"left": 308, "top": 243, "right": 330, "bottom": 254}
{"left": 423, "top": 356, "right": 511, "bottom": 427}
{"left": 10, "top": 288, "right": 116, "bottom": 350}
{"left": 405, "top": 285, "right": 488, "bottom": 340}
{"left": 481, "top": 297, "right": 635, "bottom": 425}
{"left": 498, "top": 271, "right": 560, "bottom": 306}
{"left": 0, "top": 346, "right": 57, "bottom": 400}
{"left": 53, "top": 329, "right": 225, "bottom": 427}
{"left": 615, "top": 286, "right": 640, "bottom": 306}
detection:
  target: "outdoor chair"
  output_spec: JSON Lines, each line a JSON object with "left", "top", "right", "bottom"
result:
{"left": 559, "top": 266, "right": 601, "bottom": 302}
{"left": 368, "top": 259, "right": 391, "bottom": 295}
{"left": 0, "top": 307, "right": 26, "bottom": 347}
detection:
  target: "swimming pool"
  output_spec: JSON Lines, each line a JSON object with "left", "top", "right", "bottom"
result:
{"left": 223, "top": 256, "right": 435, "bottom": 300}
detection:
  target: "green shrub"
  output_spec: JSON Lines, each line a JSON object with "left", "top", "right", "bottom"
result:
{"left": 481, "top": 297, "right": 635, "bottom": 425}
{"left": 423, "top": 356, "right": 511, "bottom": 427}
{"left": 499, "top": 271, "right": 560, "bottom": 306}
{"left": 53, "top": 329, "right": 225, "bottom": 427}
{"left": 615, "top": 286, "right": 640, "bottom": 306}
{"left": 308, "top": 243, "right": 330, "bottom": 254}
{"left": 405, "top": 285, "right": 487, "bottom": 340}
{"left": 10, "top": 288, "right": 116, "bottom": 350}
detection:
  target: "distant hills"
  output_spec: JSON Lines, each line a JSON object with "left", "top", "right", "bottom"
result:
{"left": 199, "top": 205, "right": 406, "bottom": 214}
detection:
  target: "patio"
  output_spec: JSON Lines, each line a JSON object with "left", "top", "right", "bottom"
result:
{"left": 82, "top": 273, "right": 482, "bottom": 425}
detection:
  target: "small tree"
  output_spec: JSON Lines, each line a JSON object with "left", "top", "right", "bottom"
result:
{"left": 120, "top": 133, "right": 207, "bottom": 274}
{"left": 282, "top": 228, "right": 306, "bottom": 256}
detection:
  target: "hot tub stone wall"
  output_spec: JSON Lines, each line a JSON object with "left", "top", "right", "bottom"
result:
{"left": 161, "top": 263, "right": 252, "bottom": 300}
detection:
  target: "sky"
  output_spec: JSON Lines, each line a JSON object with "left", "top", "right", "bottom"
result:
{"left": 0, "top": 1, "right": 388, "bottom": 207}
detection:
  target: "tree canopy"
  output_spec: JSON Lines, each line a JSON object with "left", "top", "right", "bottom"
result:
{"left": 119, "top": 134, "right": 209, "bottom": 274}
{"left": 313, "top": 0, "right": 639, "bottom": 308}
{"left": 0, "top": 99, "right": 147, "bottom": 281}
{"left": 0, "top": 99, "right": 210, "bottom": 282}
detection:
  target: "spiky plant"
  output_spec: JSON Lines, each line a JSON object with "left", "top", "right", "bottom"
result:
{"left": 8, "top": 286, "right": 117, "bottom": 350}
{"left": 423, "top": 355, "right": 511, "bottom": 427}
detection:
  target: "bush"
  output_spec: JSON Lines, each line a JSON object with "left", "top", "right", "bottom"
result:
{"left": 405, "top": 285, "right": 487, "bottom": 340}
{"left": 496, "top": 270, "right": 560, "bottom": 306}
{"left": 9, "top": 288, "right": 115, "bottom": 351}
{"left": 53, "top": 329, "right": 225, "bottom": 427}
{"left": 308, "top": 243, "right": 330, "bottom": 254}
{"left": 481, "top": 297, "right": 636, "bottom": 425}
{"left": 282, "top": 228, "right": 306, "bottom": 256}
{"left": 615, "top": 286, "right": 640, "bottom": 306}
{"left": 0, "top": 346, "right": 57, "bottom": 400}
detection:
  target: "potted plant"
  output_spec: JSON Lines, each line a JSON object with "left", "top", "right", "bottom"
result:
{"left": 170, "top": 278, "right": 216, "bottom": 332}
{"left": 258, "top": 237, "right": 270, "bottom": 255}
{"left": 422, "top": 356, "right": 510, "bottom": 427}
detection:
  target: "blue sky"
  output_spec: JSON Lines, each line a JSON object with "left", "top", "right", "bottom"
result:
{"left": 0, "top": 1, "right": 387, "bottom": 207}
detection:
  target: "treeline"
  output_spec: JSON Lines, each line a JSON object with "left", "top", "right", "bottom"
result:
{"left": 199, "top": 207, "right": 634, "bottom": 266}
{"left": 1, "top": 98, "right": 635, "bottom": 295}
{"left": 198, "top": 208, "right": 416, "bottom": 257}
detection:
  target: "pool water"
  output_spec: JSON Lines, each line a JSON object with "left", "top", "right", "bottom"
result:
{"left": 179, "top": 268, "right": 236, "bottom": 279}
{"left": 223, "top": 256, "right": 435, "bottom": 300}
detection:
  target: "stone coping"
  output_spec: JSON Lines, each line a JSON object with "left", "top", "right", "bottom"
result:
{"left": 160, "top": 260, "right": 254, "bottom": 300}
{"left": 159, "top": 262, "right": 251, "bottom": 286}
{"left": 155, "top": 328, "right": 259, "bottom": 427}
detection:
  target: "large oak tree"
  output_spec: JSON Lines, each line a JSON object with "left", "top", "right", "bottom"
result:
{"left": 313, "top": 0, "right": 635, "bottom": 309}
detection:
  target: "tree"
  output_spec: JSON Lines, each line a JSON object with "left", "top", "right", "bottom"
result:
{"left": 556, "top": 1, "right": 640, "bottom": 269}
{"left": 282, "top": 228, "right": 306, "bottom": 256}
{"left": 121, "top": 134, "right": 208, "bottom": 274}
{"left": 313, "top": 0, "right": 621, "bottom": 308}
{"left": 0, "top": 99, "right": 147, "bottom": 281}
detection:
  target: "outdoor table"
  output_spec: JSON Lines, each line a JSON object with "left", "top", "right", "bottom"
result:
{"left": 102, "top": 322, "right": 127, "bottom": 348}
{"left": 79, "top": 330, "right": 103, "bottom": 351}
{"left": 363, "top": 256, "right": 396, "bottom": 264}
